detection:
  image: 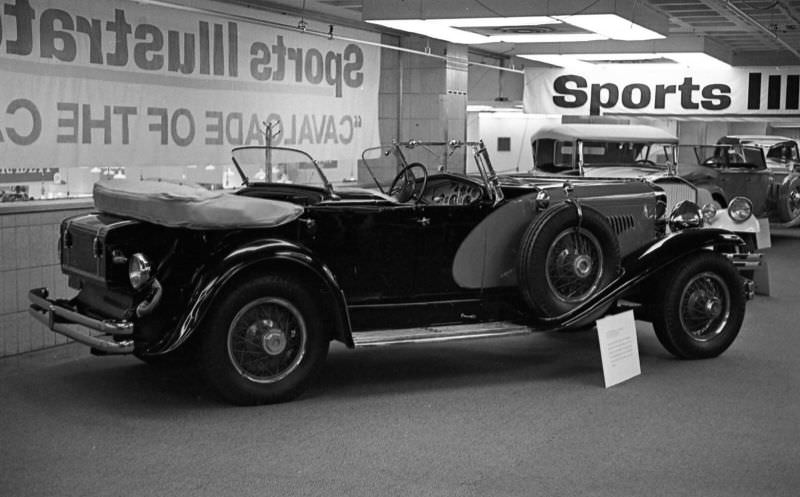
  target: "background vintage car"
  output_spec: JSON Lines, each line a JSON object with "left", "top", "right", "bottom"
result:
{"left": 678, "top": 141, "right": 800, "bottom": 228}
{"left": 528, "top": 123, "right": 768, "bottom": 251}
{"left": 28, "top": 142, "right": 758, "bottom": 405}
{"left": 716, "top": 135, "right": 800, "bottom": 226}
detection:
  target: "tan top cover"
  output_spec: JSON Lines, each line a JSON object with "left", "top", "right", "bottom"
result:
{"left": 93, "top": 179, "right": 304, "bottom": 229}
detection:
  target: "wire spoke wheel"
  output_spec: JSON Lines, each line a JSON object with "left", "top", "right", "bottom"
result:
{"left": 227, "top": 297, "right": 307, "bottom": 384}
{"left": 517, "top": 203, "right": 619, "bottom": 320}
{"left": 678, "top": 272, "right": 730, "bottom": 341}
{"left": 652, "top": 252, "right": 745, "bottom": 359}
{"left": 545, "top": 228, "right": 604, "bottom": 304}
{"left": 778, "top": 176, "right": 800, "bottom": 222}
{"left": 784, "top": 185, "right": 800, "bottom": 220}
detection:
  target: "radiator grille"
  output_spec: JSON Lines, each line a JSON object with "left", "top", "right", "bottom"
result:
{"left": 653, "top": 179, "right": 697, "bottom": 214}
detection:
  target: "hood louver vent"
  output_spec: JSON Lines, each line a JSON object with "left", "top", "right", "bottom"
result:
{"left": 607, "top": 215, "right": 635, "bottom": 234}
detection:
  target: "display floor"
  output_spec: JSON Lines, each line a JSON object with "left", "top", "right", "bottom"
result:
{"left": 1, "top": 231, "right": 799, "bottom": 497}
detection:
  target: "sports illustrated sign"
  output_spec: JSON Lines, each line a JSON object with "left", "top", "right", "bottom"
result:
{"left": 524, "top": 65, "right": 800, "bottom": 117}
{"left": 0, "top": 0, "right": 381, "bottom": 181}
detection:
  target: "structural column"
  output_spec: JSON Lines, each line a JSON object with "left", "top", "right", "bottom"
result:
{"left": 378, "top": 37, "right": 468, "bottom": 173}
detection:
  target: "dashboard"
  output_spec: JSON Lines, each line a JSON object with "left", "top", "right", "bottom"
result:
{"left": 420, "top": 175, "right": 486, "bottom": 206}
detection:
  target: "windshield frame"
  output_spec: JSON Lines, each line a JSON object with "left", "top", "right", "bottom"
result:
{"left": 359, "top": 139, "right": 495, "bottom": 193}
{"left": 230, "top": 145, "right": 334, "bottom": 194}
{"left": 576, "top": 139, "right": 677, "bottom": 172}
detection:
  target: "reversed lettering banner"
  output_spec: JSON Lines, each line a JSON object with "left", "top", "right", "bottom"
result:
{"left": 0, "top": 0, "right": 381, "bottom": 181}
{"left": 524, "top": 65, "right": 800, "bottom": 117}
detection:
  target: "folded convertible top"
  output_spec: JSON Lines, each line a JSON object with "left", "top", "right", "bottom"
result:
{"left": 93, "top": 179, "right": 304, "bottom": 229}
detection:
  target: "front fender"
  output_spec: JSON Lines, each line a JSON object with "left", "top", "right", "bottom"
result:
{"left": 539, "top": 228, "right": 747, "bottom": 328}
{"left": 150, "top": 238, "right": 351, "bottom": 354}
{"left": 623, "top": 228, "right": 745, "bottom": 277}
{"left": 706, "top": 212, "right": 760, "bottom": 235}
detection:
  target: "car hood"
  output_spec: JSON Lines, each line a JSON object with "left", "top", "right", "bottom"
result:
{"left": 496, "top": 173, "right": 655, "bottom": 198}
{"left": 582, "top": 166, "right": 665, "bottom": 179}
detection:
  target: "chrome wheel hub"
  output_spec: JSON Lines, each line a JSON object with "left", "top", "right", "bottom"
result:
{"left": 789, "top": 190, "right": 800, "bottom": 210}
{"left": 229, "top": 298, "right": 307, "bottom": 384}
{"left": 679, "top": 272, "right": 730, "bottom": 341}
{"left": 546, "top": 228, "right": 604, "bottom": 304}
{"left": 704, "top": 297, "right": 722, "bottom": 318}
{"left": 261, "top": 324, "right": 288, "bottom": 356}
{"left": 573, "top": 255, "right": 593, "bottom": 278}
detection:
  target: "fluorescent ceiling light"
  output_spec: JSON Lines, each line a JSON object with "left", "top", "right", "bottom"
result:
{"left": 493, "top": 33, "right": 606, "bottom": 43}
{"left": 466, "top": 104, "right": 524, "bottom": 112}
{"left": 367, "top": 14, "right": 664, "bottom": 44}
{"left": 368, "top": 19, "right": 486, "bottom": 44}
{"left": 448, "top": 17, "right": 554, "bottom": 27}
{"left": 519, "top": 52, "right": 729, "bottom": 68}
{"left": 552, "top": 14, "right": 664, "bottom": 41}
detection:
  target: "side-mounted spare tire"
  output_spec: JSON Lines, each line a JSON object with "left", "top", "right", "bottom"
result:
{"left": 517, "top": 202, "right": 621, "bottom": 318}
{"left": 777, "top": 174, "right": 800, "bottom": 223}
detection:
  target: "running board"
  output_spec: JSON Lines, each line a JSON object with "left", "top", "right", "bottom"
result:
{"left": 352, "top": 321, "right": 533, "bottom": 348}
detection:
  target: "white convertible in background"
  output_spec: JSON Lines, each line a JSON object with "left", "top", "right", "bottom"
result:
{"left": 529, "top": 123, "right": 770, "bottom": 293}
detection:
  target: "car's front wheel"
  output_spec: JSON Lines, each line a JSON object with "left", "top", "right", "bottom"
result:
{"left": 652, "top": 253, "right": 745, "bottom": 359}
{"left": 200, "top": 275, "right": 328, "bottom": 405}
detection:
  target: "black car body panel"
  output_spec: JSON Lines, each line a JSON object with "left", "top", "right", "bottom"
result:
{"left": 29, "top": 141, "right": 760, "bottom": 404}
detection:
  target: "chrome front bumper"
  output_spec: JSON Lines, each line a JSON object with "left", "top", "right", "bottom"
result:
{"left": 724, "top": 253, "right": 762, "bottom": 300}
{"left": 28, "top": 288, "right": 135, "bottom": 354}
{"left": 726, "top": 252, "right": 762, "bottom": 269}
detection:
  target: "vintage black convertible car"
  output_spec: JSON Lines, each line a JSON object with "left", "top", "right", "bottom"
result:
{"left": 29, "top": 141, "right": 759, "bottom": 404}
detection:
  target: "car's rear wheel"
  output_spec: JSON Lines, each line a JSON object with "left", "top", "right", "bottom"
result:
{"left": 517, "top": 203, "right": 620, "bottom": 318}
{"left": 777, "top": 175, "right": 800, "bottom": 223}
{"left": 652, "top": 253, "right": 744, "bottom": 359}
{"left": 200, "top": 275, "right": 328, "bottom": 405}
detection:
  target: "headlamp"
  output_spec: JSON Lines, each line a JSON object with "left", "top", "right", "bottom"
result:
{"left": 727, "top": 196, "right": 753, "bottom": 223}
{"left": 669, "top": 200, "right": 704, "bottom": 232}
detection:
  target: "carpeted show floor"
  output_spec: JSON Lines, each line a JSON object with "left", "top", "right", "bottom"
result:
{"left": 1, "top": 230, "right": 799, "bottom": 497}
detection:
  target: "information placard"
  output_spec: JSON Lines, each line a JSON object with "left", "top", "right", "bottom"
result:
{"left": 596, "top": 310, "right": 641, "bottom": 388}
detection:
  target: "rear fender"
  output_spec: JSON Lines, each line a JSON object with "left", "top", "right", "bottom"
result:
{"left": 538, "top": 228, "right": 746, "bottom": 328}
{"left": 150, "top": 239, "right": 352, "bottom": 354}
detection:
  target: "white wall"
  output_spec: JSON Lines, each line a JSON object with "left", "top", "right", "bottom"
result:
{"left": 466, "top": 112, "right": 560, "bottom": 173}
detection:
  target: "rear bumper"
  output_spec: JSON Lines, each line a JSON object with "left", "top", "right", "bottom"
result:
{"left": 28, "top": 288, "right": 135, "bottom": 354}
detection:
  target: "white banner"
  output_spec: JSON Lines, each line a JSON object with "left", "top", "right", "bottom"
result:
{"left": 525, "top": 65, "right": 800, "bottom": 118}
{"left": 0, "top": 0, "right": 380, "bottom": 181}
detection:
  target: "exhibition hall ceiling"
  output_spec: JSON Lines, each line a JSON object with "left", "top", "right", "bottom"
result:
{"left": 225, "top": 0, "right": 800, "bottom": 65}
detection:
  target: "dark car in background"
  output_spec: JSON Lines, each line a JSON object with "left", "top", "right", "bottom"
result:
{"left": 29, "top": 141, "right": 759, "bottom": 405}
{"left": 716, "top": 135, "right": 800, "bottom": 226}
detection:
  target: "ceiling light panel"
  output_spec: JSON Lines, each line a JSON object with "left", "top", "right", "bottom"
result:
{"left": 519, "top": 52, "right": 730, "bottom": 68}
{"left": 367, "top": 14, "right": 665, "bottom": 44}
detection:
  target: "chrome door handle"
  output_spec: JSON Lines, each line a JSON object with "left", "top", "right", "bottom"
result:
{"left": 417, "top": 217, "right": 430, "bottom": 226}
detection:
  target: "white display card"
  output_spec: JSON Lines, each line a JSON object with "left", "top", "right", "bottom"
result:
{"left": 596, "top": 310, "right": 641, "bottom": 388}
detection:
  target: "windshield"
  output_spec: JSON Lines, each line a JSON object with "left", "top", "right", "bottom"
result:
{"left": 360, "top": 141, "right": 482, "bottom": 192}
{"left": 766, "top": 142, "right": 799, "bottom": 162}
{"left": 581, "top": 141, "right": 676, "bottom": 168}
{"left": 231, "top": 146, "right": 330, "bottom": 189}
{"left": 679, "top": 144, "right": 766, "bottom": 169}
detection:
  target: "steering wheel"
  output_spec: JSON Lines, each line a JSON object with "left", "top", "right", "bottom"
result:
{"left": 388, "top": 162, "right": 428, "bottom": 202}
{"left": 635, "top": 159, "right": 657, "bottom": 167}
